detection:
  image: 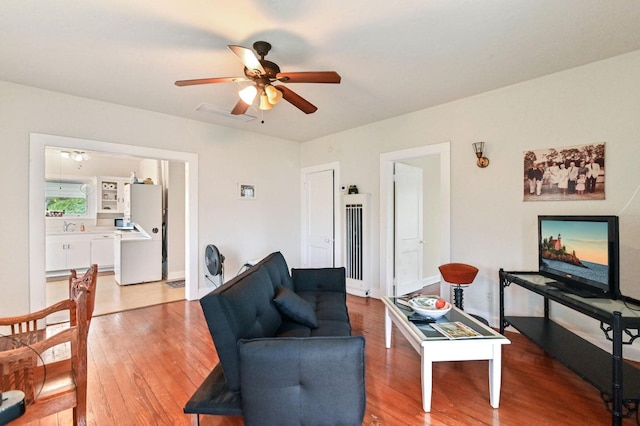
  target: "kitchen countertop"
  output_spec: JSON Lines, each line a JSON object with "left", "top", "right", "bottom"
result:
{"left": 47, "top": 227, "right": 117, "bottom": 236}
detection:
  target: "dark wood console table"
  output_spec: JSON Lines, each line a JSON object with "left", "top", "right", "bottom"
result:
{"left": 499, "top": 270, "right": 640, "bottom": 426}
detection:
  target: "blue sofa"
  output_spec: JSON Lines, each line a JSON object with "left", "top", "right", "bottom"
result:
{"left": 184, "top": 251, "right": 366, "bottom": 426}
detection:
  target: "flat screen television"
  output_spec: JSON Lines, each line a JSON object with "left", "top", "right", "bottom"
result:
{"left": 538, "top": 215, "right": 619, "bottom": 299}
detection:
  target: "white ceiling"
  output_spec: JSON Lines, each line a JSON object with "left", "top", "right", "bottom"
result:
{"left": 3, "top": 1, "right": 640, "bottom": 142}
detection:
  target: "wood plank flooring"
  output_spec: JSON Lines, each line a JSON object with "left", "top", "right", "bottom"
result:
{"left": 46, "top": 273, "right": 185, "bottom": 321}
{"left": 10, "top": 295, "right": 639, "bottom": 425}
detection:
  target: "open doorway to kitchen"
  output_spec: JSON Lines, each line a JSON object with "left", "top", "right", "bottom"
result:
{"left": 42, "top": 146, "right": 187, "bottom": 316}
{"left": 29, "top": 133, "right": 199, "bottom": 314}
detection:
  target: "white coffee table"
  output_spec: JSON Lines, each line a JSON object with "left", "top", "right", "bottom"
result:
{"left": 382, "top": 297, "right": 510, "bottom": 412}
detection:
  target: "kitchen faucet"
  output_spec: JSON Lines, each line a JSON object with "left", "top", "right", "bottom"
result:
{"left": 63, "top": 221, "right": 76, "bottom": 232}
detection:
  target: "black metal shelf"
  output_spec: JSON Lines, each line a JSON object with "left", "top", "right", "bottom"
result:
{"left": 505, "top": 315, "right": 640, "bottom": 401}
{"left": 500, "top": 270, "right": 640, "bottom": 426}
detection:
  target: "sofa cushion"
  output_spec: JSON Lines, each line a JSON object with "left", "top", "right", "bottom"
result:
{"left": 200, "top": 265, "right": 283, "bottom": 391}
{"left": 276, "top": 291, "right": 352, "bottom": 337}
{"left": 273, "top": 285, "right": 318, "bottom": 329}
{"left": 238, "top": 336, "right": 366, "bottom": 426}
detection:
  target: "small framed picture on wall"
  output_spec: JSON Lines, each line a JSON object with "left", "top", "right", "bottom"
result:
{"left": 238, "top": 183, "right": 257, "bottom": 200}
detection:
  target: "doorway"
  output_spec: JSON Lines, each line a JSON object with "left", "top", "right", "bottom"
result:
{"left": 380, "top": 142, "right": 451, "bottom": 298}
{"left": 29, "top": 133, "right": 199, "bottom": 312}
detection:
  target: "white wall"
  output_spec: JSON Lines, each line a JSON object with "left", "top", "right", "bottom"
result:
{"left": 139, "top": 159, "right": 160, "bottom": 184}
{"left": 302, "top": 50, "right": 640, "bottom": 359}
{"left": 0, "top": 81, "right": 301, "bottom": 316}
{"left": 166, "top": 161, "right": 186, "bottom": 280}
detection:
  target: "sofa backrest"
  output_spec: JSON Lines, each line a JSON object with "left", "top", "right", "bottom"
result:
{"left": 253, "top": 251, "right": 294, "bottom": 291}
{"left": 200, "top": 262, "right": 283, "bottom": 391}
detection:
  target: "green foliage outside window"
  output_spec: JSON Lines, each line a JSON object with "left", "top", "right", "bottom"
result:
{"left": 46, "top": 197, "right": 87, "bottom": 215}
{"left": 45, "top": 181, "right": 88, "bottom": 216}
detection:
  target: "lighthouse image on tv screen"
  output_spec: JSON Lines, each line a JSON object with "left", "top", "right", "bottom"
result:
{"left": 539, "top": 219, "right": 609, "bottom": 286}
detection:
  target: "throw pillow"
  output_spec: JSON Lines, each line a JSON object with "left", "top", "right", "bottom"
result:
{"left": 273, "top": 285, "right": 318, "bottom": 329}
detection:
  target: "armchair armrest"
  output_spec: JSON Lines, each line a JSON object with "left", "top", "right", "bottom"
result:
{"left": 238, "top": 335, "right": 365, "bottom": 426}
{"left": 291, "top": 267, "right": 346, "bottom": 293}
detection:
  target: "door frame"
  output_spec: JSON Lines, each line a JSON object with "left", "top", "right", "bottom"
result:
{"left": 379, "top": 142, "right": 451, "bottom": 298}
{"left": 300, "top": 162, "right": 341, "bottom": 267}
{"left": 29, "top": 133, "right": 200, "bottom": 312}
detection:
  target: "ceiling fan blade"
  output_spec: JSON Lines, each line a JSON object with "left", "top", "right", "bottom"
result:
{"left": 275, "top": 86, "right": 318, "bottom": 114}
{"left": 276, "top": 71, "right": 341, "bottom": 84}
{"left": 175, "top": 77, "right": 249, "bottom": 87}
{"left": 228, "top": 45, "right": 265, "bottom": 75}
{"left": 230, "top": 99, "right": 251, "bottom": 115}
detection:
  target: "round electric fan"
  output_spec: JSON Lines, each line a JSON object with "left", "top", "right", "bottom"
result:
{"left": 204, "top": 244, "right": 225, "bottom": 287}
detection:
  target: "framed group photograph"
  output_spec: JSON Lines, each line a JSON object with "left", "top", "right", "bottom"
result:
{"left": 523, "top": 142, "right": 605, "bottom": 202}
{"left": 238, "top": 183, "right": 256, "bottom": 200}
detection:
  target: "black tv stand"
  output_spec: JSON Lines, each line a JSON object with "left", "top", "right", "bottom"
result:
{"left": 499, "top": 270, "right": 640, "bottom": 426}
{"left": 545, "top": 280, "right": 607, "bottom": 299}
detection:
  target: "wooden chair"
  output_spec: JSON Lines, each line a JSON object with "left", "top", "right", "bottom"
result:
{"left": 68, "top": 265, "right": 99, "bottom": 325}
{"left": 0, "top": 265, "right": 97, "bottom": 425}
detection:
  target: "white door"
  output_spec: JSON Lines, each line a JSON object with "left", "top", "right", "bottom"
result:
{"left": 303, "top": 169, "right": 335, "bottom": 267}
{"left": 394, "top": 162, "right": 424, "bottom": 296}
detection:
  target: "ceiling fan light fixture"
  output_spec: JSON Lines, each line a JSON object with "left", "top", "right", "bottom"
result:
{"left": 72, "top": 151, "right": 91, "bottom": 162}
{"left": 61, "top": 150, "right": 90, "bottom": 162}
{"left": 265, "top": 85, "right": 283, "bottom": 104}
{"left": 239, "top": 85, "right": 257, "bottom": 104}
{"left": 259, "top": 93, "right": 273, "bottom": 110}
{"left": 175, "top": 41, "right": 341, "bottom": 116}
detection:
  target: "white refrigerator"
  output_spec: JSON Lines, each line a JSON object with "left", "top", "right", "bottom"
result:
{"left": 114, "top": 184, "right": 163, "bottom": 285}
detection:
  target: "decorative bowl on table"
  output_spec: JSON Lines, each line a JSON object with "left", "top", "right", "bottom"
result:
{"left": 409, "top": 296, "right": 452, "bottom": 319}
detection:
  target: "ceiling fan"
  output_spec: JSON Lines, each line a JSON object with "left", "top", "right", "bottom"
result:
{"left": 175, "top": 41, "right": 341, "bottom": 115}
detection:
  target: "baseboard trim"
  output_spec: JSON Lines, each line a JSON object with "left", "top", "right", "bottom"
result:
{"left": 347, "top": 287, "right": 371, "bottom": 298}
{"left": 166, "top": 270, "right": 185, "bottom": 281}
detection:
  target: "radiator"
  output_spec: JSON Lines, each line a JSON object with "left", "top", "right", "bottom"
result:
{"left": 343, "top": 194, "right": 371, "bottom": 296}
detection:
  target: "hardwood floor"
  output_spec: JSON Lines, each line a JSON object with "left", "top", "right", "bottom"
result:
{"left": 46, "top": 272, "right": 185, "bottom": 320}
{"left": 11, "top": 295, "right": 638, "bottom": 425}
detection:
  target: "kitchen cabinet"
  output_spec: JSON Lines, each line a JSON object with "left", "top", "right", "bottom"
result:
{"left": 91, "top": 234, "right": 115, "bottom": 268}
{"left": 98, "top": 177, "right": 129, "bottom": 213}
{"left": 46, "top": 233, "right": 115, "bottom": 272}
{"left": 46, "top": 235, "right": 91, "bottom": 272}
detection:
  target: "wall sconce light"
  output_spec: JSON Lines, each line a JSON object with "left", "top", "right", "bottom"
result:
{"left": 472, "top": 142, "right": 489, "bottom": 168}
